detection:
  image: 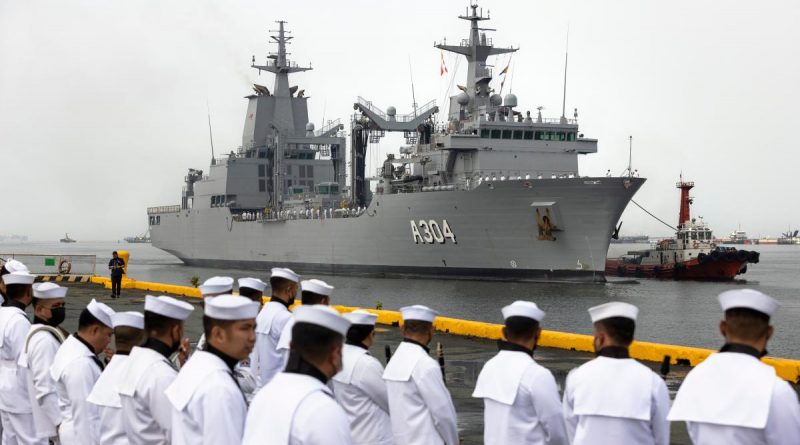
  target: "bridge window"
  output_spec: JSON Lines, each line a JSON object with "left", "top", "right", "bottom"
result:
{"left": 513, "top": 130, "right": 523, "bottom": 140}
{"left": 490, "top": 129, "right": 501, "bottom": 139}
{"left": 567, "top": 132, "right": 576, "bottom": 141}
{"left": 480, "top": 129, "right": 490, "bottom": 138}
{"left": 502, "top": 130, "right": 513, "bottom": 139}
{"left": 259, "top": 179, "right": 266, "bottom": 192}
{"left": 523, "top": 131, "right": 534, "bottom": 140}
{"left": 258, "top": 164, "right": 265, "bottom": 177}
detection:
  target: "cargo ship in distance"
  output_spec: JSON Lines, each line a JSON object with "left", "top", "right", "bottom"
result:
{"left": 147, "top": 4, "right": 645, "bottom": 282}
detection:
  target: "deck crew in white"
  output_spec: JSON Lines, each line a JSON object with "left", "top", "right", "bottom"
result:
{"left": 562, "top": 301, "right": 670, "bottom": 445}
{"left": 275, "top": 278, "right": 333, "bottom": 368}
{"left": 383, "top": 305, "right": 459, "bottom": 445}
{"left": 235, "top": 276, "right": 267, "bottom": 401}
{"left": 332, "top": 310, "right": 392, "bottom": 445}
{"left": 255, "top": 268, "right": 300, "bottom": 387}
{"left": 243, "top": 305, "right": 354, "bottom": 445}
{"left": 166, "top": 295, "right": 258, "bottom": 445}
{"left": 473, "top": 301, "right": 568, "bottom": 445}
{"left": 194, "top": 276, "right": 234, "bottom": 351}
{"left": 0, "top": 260, "right": 30, "bottom": 442}
{"left": 50, "top": 299, "right": 115, "bottom": 445}
{"left": 18, "top": 282, "right": 68, "bottom": 442}
{"left": 88, "top": 311, "right": 145, "bottom": 445}
{"left": 119, "top": 295, "right": 194, "bottom": 444}
{"left": 0, "top": 271, "right": 43, "bottom": 444}
{"left": 668, "top": 289, "right": 800, "bottom": 444}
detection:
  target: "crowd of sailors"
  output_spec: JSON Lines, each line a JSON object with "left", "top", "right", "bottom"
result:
{"left": 0, "top": 258, "right": 798, "bottom": 444}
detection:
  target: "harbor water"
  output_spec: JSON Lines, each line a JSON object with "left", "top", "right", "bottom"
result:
{"left": 4, "top": 241, "right": 799, "bottom": 359}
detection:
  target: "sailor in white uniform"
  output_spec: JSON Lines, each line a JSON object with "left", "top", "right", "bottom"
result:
{"left": 383, "top": 305, "right": 459, "bottom": 445}
{"left": 473, "top": 301, "right": 568, "bottom": 445}
{"left": 562, "top": 302, "right": 670, "bottom": 445}
{"left": 166, "top": 295, "right": 258, "bottom": 445}
{"left": 668, "top": 289, "right": 800, "bottom": 444}
{"left": 236, "top": 276, "right": 267, "bottom": 401}
{"left": 0, "top": 271, "right": 43, "bottom": 444}
{"left": 332, "top": 310, "right": 392, "bottom": 445}
{"left": 18, "top": 282, "right": 68, "bottom": 442}
{"left": 275, "top": 278, "right": 333, "bottom": 368}
{"left": 119, "top": 295, "right": 194, "bottom": 444}
{"left": 255, "top": 267, "right": 300, "bottom": 387}
{"left": 243, "top": 305, "right": 354, "bottom": 445}
{"left": 194, "top": 276, "right": 234, "bottom": 351}
{"left": 50, "top": 298, "right": 115, "bottom": 445}
{"left": 87, "top": 311, "right": 145, "bottom": 445}
{"left": 0, "top": 259, "right": 30, "bottom": 441}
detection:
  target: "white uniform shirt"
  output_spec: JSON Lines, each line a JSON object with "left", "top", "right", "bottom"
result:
{"left": 165, "top": 350, "right": 247, "bottom": 445}
{"left": 332, "top": 344, "right": 392, "bottom": 445}
{"left": 119, "top": 344, "right": 177, "bottom": 444}
{"left": 275, "top": 316, "right": 294, "bottom": 366}
{"left": 383, "top": 341, "right": 459, "bottom": 445}
{"left": 18, "top": 324, "right": 65, "bottom": 439}
{"left": 87, "top": 354, "right": 130, "bottom": 445}
{"left": 668, "top": 349, "right": 800, "bottom": 445}
{"left": 0, "top": 305, "right": 34, "bottom": 415}
{"left": 473, "top": 347, "right": 569, "bottom": 445}
{"left": 255, "top": 300, "right": 293, "bottom": 386}
{"left": 562, "top": 354, "right": 670, "bottom": 445}
{"left": 243, "top": 371, "right": 354, "bottom": 445}
{"left": 50, "top": 334, "right": 104, "bottom": 445}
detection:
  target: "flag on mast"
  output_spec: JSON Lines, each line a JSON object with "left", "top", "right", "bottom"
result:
{"left": 500, "top": 61, "right": 511, "bottom": 91}
{"left": 440, "top": 51, "right": 448, "bottom": 76}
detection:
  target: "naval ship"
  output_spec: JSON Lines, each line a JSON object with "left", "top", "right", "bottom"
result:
{"left": 147, "top": 4, "right": 645, "bottom": 282}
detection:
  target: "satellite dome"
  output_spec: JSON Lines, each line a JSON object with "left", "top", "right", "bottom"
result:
{"left": 456, "top": 92, "right": 469, "bottom": 106}
{"left": 386, "top": 106, "right": 397, "bottom": 117}
{"left": 489, "top": 94, "right": 502, "bottom": 106}
{"left": 305, "top": 122, "right": 315, "bottom": 131}
{"left": 504, "top": 93, "right": 518, "bottom": 108}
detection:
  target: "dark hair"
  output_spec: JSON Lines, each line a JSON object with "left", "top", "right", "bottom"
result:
{"left": 202, "top": 315, "right": 236, "bottom": 339}
{"left": 595, "top": 317, "right": 636, "bottom": 345}
{"left": 238, "top": 287, "right": 263, "bottom": 302}
{"left": 301, "top": 291, "right": 328, "bottom": 305}
{"left": 78, "top": 308, "right": 106, "bottom": 330}
{"left": 112, "top": 251, "right": 118, "bottom": 255}
{"left": 346, "top": 324, "right": 374, "bottom": 345}
{"left": 291, "top": 322, "right": 343, "bottom": 362}
{"left": 403, "top": 319, "right": 433, "bottom": 334}
{"left": 114, "top": 325, "right": 145, "bottom": 350}
{"left": 725, "top": 308, "right": 770, "bottom": 341}
{"left": 504, "top": 316, "right": 540, "bottom": 342}
{"left": 144, "top": 311, "right": 183, "bottom": 336}
{"left": 5, "top": 283, "right": 31, "bottom": 301}
{"left": 0, "top": 265, "right": 8, "bottom": 275}
{"left": 269, "top": 277, "right": 294, "bottom": 293}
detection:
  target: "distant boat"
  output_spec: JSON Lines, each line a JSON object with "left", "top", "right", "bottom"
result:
{"left": 59, "top": 233, "right": 76, "bottom": 243}
{"left": 124, "top": 234, "right": 151, "bottom": 243}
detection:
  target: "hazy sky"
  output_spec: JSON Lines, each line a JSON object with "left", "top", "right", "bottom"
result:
{"left": 2, "top": 0, "right": 798, "bottom": 241}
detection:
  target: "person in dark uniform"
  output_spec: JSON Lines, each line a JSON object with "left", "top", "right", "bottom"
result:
{"left": 108, "top": 252, "right": 125, "bottom": 299}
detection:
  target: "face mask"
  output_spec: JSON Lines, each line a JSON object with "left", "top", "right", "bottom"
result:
{"left": 47, "top": 306, "right": 66, "bottom": 327}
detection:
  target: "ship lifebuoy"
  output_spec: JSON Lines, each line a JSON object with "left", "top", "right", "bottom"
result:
{"left": 58, "top": 259, "right": 71, "bottom": 275}
{"left": 693, "top": 242, "right": 699, "bottom": 248}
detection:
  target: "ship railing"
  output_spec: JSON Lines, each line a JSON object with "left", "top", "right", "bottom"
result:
{"left": 0, "top": 253, "right": 96, "bottom": 276}
{"left": 315, "top": 118, "right": 343, "bottom": 137}
{"left": 356, "top": 97, "right": 437, "bottom": 123}
{"left": 147, "top": 205, "right": 181, "bottom": 215}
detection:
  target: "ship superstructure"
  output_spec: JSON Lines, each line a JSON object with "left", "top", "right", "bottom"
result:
{"left": 147, "top": 5, "right": 645, "bottom": 282}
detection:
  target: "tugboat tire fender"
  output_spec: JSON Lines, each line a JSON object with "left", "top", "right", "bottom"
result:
{"left": 698, "top": 253, "right": 708, "bottom": 264}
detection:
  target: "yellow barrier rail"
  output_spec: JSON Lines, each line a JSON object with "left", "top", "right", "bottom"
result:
{"left": 90, "top": 277, "right": 800, "bottom": 382}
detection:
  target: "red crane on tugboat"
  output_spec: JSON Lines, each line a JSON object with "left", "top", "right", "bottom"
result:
{"left": 606, "top": 177, "right": 760, "bottom": 280}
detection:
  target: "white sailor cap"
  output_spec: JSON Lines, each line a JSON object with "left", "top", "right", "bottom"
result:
{"left": 400, "top": 305, "right": 439, "bottom": 323}
{"left": 588, "top": 301, "right": 638, "bottom": 323}
{"left": 198, "top": 276, "right": 234, "bottom": 295}
{"left": 301, "top": 279, "right": 334, "bottom": 296}
{"left": 344, "top": 309, "right": 378, "bottom": 326}
{"left": 3, "top": 271, "right": 35, "bottom": 285}
{"left": 271, "top": 267, "right": 300, "bottom": 283}
{"left": 87, "top": 299, "right": 115, "bottom": 328}
{"left": 33, "top": 282, "right": 67, "bottom": 299}
{"left": 112, "top": 311, "right": 144, "bottom": 329}
{"left": 718, "top": 289, "right": 779, "bottom": 317}
{"left": 144, "top": 295, "right": 194, "bottom": 321}
{"left": 204, "top": 295, "right": 260, "bottom": 320}
{"left": 294, "top": 305, "right": 351, "bottom": 336}
{"left": 502, "top": 300, "right": 546, "bottom": 322}
{"left": 238, "top": 277, "right": 267, "bottom": 293}
{"left": 2, "top": 259, "right": 29, "bottom": 274}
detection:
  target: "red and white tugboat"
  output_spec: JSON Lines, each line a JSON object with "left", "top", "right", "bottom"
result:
{"left": 606, "top": 178, "right": 760, "bottom": 280}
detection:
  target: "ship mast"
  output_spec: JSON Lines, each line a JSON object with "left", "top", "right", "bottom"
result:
{"left": 676, "top": 177, "right": 695, "bottom": 229}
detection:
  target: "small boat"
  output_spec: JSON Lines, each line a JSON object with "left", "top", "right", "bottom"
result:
{"left": 124, "top": 231, "right": 151, "bottom": 243}
{"left": 59, "top": 233, "right": 76, "bottom": 243}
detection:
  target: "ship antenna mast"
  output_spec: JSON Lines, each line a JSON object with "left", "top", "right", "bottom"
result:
{"left": 207, "top": 98, "right": 216, "bottom": 165}
{"left": 627, "top": 135, "right": 633, "bottom": 177}
{"left": 561, "top": 25, "right": 569, "bottom": 123}
{"left": 409, "top": 56, "right": 418, "bottom": 117}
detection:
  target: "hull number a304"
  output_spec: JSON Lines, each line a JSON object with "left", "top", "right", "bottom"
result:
{"left": 410, "top": 220, "right": 457, "bottom": 244}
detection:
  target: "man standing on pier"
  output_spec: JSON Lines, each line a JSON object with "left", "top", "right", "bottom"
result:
{"left": 668, "top": 289, "right": 800, "bottom": 444}
{"left": 473, "top": 301, "right": 568, "bottom": 445}
{"left": 383, "top": 305, "right": 459, "bottom": 445}
{"left": 255, "top": 267, "right": 300, "bottom": 387}
{"left": 562, "top": 302, "right": 670, "bottom": 445}
{"left": 108, "top": 251, "right": 125, "bottom": 299}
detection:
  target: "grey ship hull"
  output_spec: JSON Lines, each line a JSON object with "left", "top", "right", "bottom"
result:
{"left": 151, "top": 177, "right": 644, "bottom": 282}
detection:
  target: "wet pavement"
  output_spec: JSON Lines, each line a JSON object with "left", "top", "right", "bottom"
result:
{"left": 56, "top": 282, "right": 704, "bottom": 444}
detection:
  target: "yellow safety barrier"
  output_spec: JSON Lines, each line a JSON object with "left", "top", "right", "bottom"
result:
{"left": 87, "top": 277, "right": 800, "bottom": 382}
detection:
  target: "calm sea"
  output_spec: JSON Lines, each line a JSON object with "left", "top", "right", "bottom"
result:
{"left": 4, "top": 241, "right": 799, "bottom": 359}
